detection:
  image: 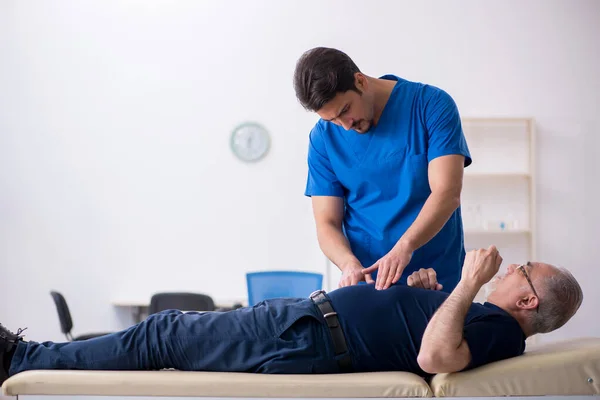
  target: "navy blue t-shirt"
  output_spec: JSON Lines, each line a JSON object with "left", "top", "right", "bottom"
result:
{"left": 327, "top": 284, "right": 526, "bottom": 375}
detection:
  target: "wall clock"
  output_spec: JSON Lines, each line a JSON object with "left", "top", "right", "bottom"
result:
{"left": 230, "top": 122, "right": 271, "bottom": 162}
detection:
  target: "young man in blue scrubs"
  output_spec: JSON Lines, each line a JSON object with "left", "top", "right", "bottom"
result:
{"left": 294, "top": 47, "right": 472, "bottom": 292}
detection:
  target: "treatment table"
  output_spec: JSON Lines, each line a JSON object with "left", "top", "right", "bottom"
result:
{"left": 2, "top": 337, "right": 599, "bottom": 399}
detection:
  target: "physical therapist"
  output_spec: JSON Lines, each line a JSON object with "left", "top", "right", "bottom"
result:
{"left": 293, "top": 47, "right": 472, "bottom": 292}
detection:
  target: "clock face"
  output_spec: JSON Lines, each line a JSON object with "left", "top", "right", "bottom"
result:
{"left": 230, "top": 122, "right": 270, "bottom": 162}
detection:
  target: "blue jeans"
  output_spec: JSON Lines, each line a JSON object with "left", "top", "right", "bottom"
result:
{"left": 10, "top": 298, "right": 342, "bottom": 375}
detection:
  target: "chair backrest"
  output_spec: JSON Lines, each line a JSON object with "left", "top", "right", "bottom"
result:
{"left": 50, "top": 291, "right": 73, "bottom": 337}
{"left": 148, "top": 292, "right": 216, "bottom": 315}
{"left": 246, "top": 271, "right": 323, "bottom": 306}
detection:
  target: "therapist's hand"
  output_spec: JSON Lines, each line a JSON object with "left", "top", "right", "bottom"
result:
{"left": 339, "top": 262, "right": 374, "bottom": 288}
{"left": 407, "top": 268, "right": 443, "bottom": 291}
{"left": 362, "top": 244, "right": 413, "bottom": 290}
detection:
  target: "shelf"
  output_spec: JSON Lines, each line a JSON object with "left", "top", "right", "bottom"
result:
{"left": 464, "top": 172, "right": 531, "bottom": 178}
{"left": 465, "top": 229, "right": 531, "bottom": 234}
{"left": 462, "top": 117, "right": 532, "bottom": 124}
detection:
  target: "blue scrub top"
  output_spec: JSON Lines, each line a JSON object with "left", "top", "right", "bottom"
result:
{"left": 305, "top": 75, "right": 472, "bottom": 292}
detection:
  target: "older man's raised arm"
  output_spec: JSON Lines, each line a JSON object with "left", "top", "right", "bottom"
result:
{"left": 417, "top": 246, "right": 502, "bottom": 374}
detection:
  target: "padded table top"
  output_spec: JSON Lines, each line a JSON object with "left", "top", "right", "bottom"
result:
{"left": 1, "top": 370, "right": 433, "bottom": 398}
{"left": 431, "top": 336, "right": 600, "bottom": 397}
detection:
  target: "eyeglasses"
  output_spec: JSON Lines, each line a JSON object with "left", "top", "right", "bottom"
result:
{"left": 516, "top": 262, "right": 539, "bottom": 312}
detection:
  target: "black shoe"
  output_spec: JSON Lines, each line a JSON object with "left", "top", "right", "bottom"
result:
{"left": 0, "top": 323, "right": 27, "bottom": 387}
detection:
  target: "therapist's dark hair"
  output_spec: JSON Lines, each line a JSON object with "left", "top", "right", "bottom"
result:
{"left": 293, "top": 47, "right": 361, "bottom": 112}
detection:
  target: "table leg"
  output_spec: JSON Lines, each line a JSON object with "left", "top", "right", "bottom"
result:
{"left": 133, "top": 306, "right": 147, "bottom": 324}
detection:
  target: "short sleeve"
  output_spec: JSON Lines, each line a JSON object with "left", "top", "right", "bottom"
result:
{"left": 304, "top": 125, "right": 344, "bottom": 197}
{"left": 462, "top": 315, "right": 526, "bottom": 371}
{"left": 423, "top": 88, "right": 472, "bottom": 167}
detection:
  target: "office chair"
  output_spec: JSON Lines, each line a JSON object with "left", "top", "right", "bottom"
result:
{"left": 148, "top": 292, "right": 216, "bottom": 315}
{"left": 246, "top": 271, "right": 323, "bottom": 306}
{"left": 50, "top": 291, "right": 113, "bottom": 341}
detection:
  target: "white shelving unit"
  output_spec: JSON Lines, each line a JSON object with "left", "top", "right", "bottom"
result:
{"left": 460, "top": 117, "right": 536, "bottom": 264}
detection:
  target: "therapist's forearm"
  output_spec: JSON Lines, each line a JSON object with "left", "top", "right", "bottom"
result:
{"left": 316, "top": 222, "right": 362, "bottom": 271}
{"left": 397, "top": 190, "right": 460, "bottom": 252}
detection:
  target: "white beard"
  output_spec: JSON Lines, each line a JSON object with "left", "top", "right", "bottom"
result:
{"left": 483, "top": 278, "right": 499, "bottom": 301}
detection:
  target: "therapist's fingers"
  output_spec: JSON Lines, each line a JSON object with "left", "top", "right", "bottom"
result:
{"left": 383, "top": 263, "right": 396, "bottom": 290}
{"left": 383, "top": 260, "right": 400, "bottom": 289}
{"left": 364, "top": 272, "right": 375, "bottom": 284}
{"left": 362, "top": 262, "right": 379, "bottom": 274}
{"left": 377, "top": 262, "right": 390, "bottom": 290}
{"left": 339, "top": 274, "right": 351, "bottom": 288}
{"left": 392, "top": 264, "right": 403, "bottom": 285}
{"left": 435, "top": 283, "right": 443, "bottom": 291}
{"left": 374, "top": 262, "right": 384, "bottom": 289}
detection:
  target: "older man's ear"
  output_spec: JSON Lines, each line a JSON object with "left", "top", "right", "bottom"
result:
{"left": 407, "top": 268, "right": 443, "bottom": 290}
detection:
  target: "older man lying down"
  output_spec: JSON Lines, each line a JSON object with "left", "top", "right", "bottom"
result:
{"left": 0, "top": 246, "right": 583, "bottom": 385}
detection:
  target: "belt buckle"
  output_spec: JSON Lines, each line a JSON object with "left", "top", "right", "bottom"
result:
{"left": 309, "top": 289, "right": 326, "bottom": 299}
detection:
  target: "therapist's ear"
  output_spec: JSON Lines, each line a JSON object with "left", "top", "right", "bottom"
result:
{"left": 354, "top": 72, "right": 368, "bottom": 92}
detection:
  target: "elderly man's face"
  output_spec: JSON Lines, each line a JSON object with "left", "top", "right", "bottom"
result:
{"left": 486, "top": 262, "right": 555, "bottom": 306}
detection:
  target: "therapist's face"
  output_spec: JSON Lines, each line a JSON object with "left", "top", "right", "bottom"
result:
{"left": 316, "top": 74, "right": 375, "bottom": 134}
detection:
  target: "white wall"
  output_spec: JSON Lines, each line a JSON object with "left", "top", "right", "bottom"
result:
{"left": 1, "top": 0, "right": 598, "bottom": 345}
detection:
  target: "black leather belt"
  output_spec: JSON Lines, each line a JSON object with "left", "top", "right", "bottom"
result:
{"left": 309, "top": 290, "right": 353, "bottom": 372}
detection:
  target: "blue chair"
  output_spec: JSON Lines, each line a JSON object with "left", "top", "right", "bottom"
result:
{"left": 246, "top": 271, "right": 323, "bottom": 305}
